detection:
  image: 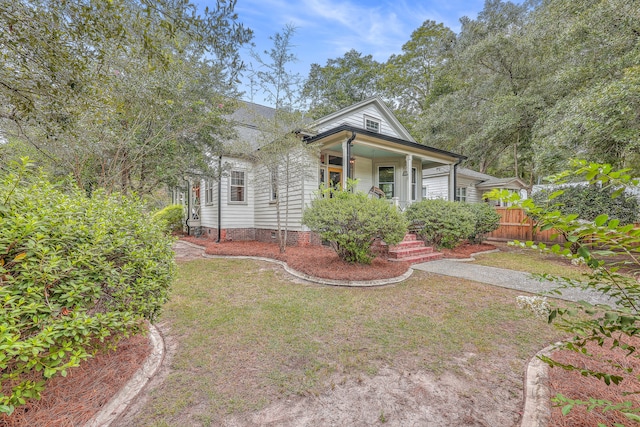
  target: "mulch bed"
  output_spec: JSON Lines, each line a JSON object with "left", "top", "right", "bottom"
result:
{"left": 183, "top": 237, "right": 411, "bottom": 281}
{"left": 1, "top": 334, "right": 150, "bottom": 427}
{"left": 548, "top": 336, "right": 640, "bottom": 426}
{"left": 438, "top": 242, "right": 497, "bottom": 259}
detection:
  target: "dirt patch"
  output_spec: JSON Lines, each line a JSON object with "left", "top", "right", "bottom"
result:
{"left": 222, "top": 366, "right": 521, "bottom": 427}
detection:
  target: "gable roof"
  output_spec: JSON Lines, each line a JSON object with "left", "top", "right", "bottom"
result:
{"left": 309, "top": 97, "right": 416, "bottom": 142}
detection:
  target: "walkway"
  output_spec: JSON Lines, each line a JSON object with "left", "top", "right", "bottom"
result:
{"left": 413, "top": 259, "right": 612, "bottom": 306}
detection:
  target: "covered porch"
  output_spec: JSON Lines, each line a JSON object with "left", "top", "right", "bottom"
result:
{"left": 307, "top": 125, "right": 466, "bottom": 209}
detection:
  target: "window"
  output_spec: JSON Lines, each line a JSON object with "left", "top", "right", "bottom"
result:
{"left": 365, "top": 116, "right": 380, "bottom": 133}
{"left": 456, "top": 187, "right": 467, "bottom": 202}
{"left": 422, "top": 186, "right": 428, "bottom": 198}
{"left": 229, "top": 170, "right": 245, "bottom": 203}
{"left": 204, "top": 179, "right": 214, "bottom": 205}
{"left": 378, "top": 166, "right": 394, "bottom": 198}
{"left": 411, "top": 168, "right": 418, "bottom": 200}
{"left": 270, "top": 169, "right": 278, "bottom": 202}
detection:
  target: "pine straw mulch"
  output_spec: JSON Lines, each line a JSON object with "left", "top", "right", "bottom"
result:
{"left": 182, "top": 236, "right": 411, "bottom": 281}
{"left": 0, "top": 334, "right": 150, "bottom": 427}
{"left": 548, "top": 336, "right": 640, "bottom": 426}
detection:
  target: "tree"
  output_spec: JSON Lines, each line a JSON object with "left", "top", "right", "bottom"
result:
{"left": 380, "top": 20, "right": 456, "bottom": 134}
{"left": 0, "top": 0, "right": 253, "bottom": 193}
{"left": 528, "top": 0, "right": 640, "bottom": 175}
{"left": 249, "top": 25, "right": 313, "bottom": 253}
{"left": 489, "top": 160, "right": 640, "bottom": 422}
{"left": 417, "top": 0, "right": 539, "bottom": 180}
{"left": 301, "top": 49, "right": 383, "bottom": 118}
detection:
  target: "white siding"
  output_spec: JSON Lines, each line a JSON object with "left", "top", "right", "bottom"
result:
{"left": 200, "top": 158, "right": 255, "bottom": 229}
{"left": 253, "top": 150, "right": 312, "bottom": 232}
{"left": 457, "top": 177, "right": 482, "bottom": 203}
{"left": 315, "top": 105, "right": 401, "bottom": 138}
{"left": 423, "top": 175, "right": 449, "bottom": 200}
{"left": 353, "top": 156, "right": 373, "bottom": 193}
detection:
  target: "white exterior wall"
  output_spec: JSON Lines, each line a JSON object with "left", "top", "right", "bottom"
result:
{"left": 315, "top": 105, "right": 401, "bottom": 138}
{"left": 199, "top": 158, "right": 255, "bottom": 230}
{"left": 457, "top": 177, "right": 482, "bottom": 203}
{"left": 422, "top": 175, "right": 449, "bottom": 200}
{"left": 253, "top": 150, "right": 313, "bottom": 232}
{"left": 353, "top": 156, "right": 373, "bottom": 193}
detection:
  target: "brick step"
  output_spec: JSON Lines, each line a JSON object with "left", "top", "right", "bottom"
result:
{"left": 401, "top": 233, "right": 418, "bottom": 241}
{"left": 389, "top": 252, "right": 443, "bottom": 264}
{"left": 388, "top": 246, "right": 435, "bottom": 259}
{"left": 389, "top": 240, "right": 426, "bottom": 250}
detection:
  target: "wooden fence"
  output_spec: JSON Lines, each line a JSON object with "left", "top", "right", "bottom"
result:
{"left": 486, "top": 207, "right": 640, "bottom": 243}
{"left": 486, "top": 207, "right": 566, "bottom": 243}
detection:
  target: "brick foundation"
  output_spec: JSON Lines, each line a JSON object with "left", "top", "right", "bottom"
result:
{"left": 200, "top": 227, "right": 321, "bottom": 247}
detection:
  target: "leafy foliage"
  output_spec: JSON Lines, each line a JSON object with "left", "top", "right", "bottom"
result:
{"left": 533, "top": 184, "right": 640, "bottom": 226}
{"left": 1, "top": 0, "right": 252, "bottom": 193}
{"left": 153, "top": 204, "right": 185, "bottom": 234}
{"left": 405, "top": 199, "right": 475, "bottom": 249}
{"left": 302, "top": 183, "right": 407, "bottom": 264}
{"left": 489, "top": 160, "right": 640, "bottom": 420}
{"left": 301, "top": 49, "right": 383, "bottom": 119}
{"left": 0, "top": 159, "right": 175, "bottom": 415}
{"left": 465, "top": 202, "right": 501, "bottom": 244}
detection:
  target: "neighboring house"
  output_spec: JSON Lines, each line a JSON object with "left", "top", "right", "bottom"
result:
{"left": 423, "top": 166, "right": 528, "bottom": 204}
{"left": 175, "top": 97, "right": 466, "bottom": 244}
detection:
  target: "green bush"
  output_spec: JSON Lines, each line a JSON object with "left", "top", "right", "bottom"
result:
{"left": 0, "top": 159, "right": 175, "bottom": 415}
{"left": 532, "top": 184, "right": 640, "bottom": 224}
{"left": 405, "top": 199, "right": 475, "bottom": 249}
{"left": 464, "top": 203, "right": 501, "bottom": 244}
{"left": 302, "top": 184, "right": 407, "bottom": 264}
{"left": 489, "top": 160, "right": 640, "bottom": 421}
{"left": 153, "top": 204, "right": 185, "bottom": 234}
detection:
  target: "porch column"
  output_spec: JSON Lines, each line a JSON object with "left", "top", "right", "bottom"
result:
{"left": 448, "top": 165, "right": 455, "bottom": 201}
{"left": 405, "top": 154, "right": 412, "bottom": 206}
{"left": 342, "top": 138, "right": 349, "bottom": 188}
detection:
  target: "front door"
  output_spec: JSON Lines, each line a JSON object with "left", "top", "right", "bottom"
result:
{"left": 328, "top": 167, "right": 342, "bottom": 190}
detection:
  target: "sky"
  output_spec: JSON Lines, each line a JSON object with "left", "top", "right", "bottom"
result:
{"left": 197, "top": 0, "right": 500, "bottom": 106}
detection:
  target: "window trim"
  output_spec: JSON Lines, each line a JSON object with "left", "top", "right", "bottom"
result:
{"left": 456, "top": 186, "right": 467, "bottom": 202}
{"left": 228, "top": 169, "right": 247, "bottom": 204}
{"left": 204, "top": 179, "right": 215, "bottom": 205}
{"left": 377, "top": 165, "right": 395, "bottom": 199}
{"left": 364, "top": 115, "right": 381, "bottom": 133}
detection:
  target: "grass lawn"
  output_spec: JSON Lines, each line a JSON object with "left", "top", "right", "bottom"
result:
{"left": 471, "top": 244, "right": 590, "bottom": 280}
{"left": 125, "top": 257, "right": 565, "bottom": 426}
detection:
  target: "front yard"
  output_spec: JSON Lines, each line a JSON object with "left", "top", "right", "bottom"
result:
{"left": 118, "top": 257, "right": 562, "bottom": 426}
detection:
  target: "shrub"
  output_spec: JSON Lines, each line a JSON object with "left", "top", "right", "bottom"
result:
{"left": 490, "top": 160, "right": 640, "bottom": 422}
{"left": 0, "top": 159, "right": 175, "bottom": 415}
{"left": 302, "top": 184, "right": 407, "bottom": 264}
{"left": 532, "top": 183, "right": 639, "bottom": 225}
{"left": 464, "top": 203, "right": 501, "bottom": 244}
{"left": 405, "top": 199, "right": 475, "bottom": 249}
{"left": 153, "top": 204, "right": 185, "bottom": 234}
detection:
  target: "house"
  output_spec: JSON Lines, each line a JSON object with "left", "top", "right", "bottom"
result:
{"left": 175, "top": 97, "right": 466, "bottom": 244}
{"left": 423, "top": 166, "right": 528, "bottom": 204}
